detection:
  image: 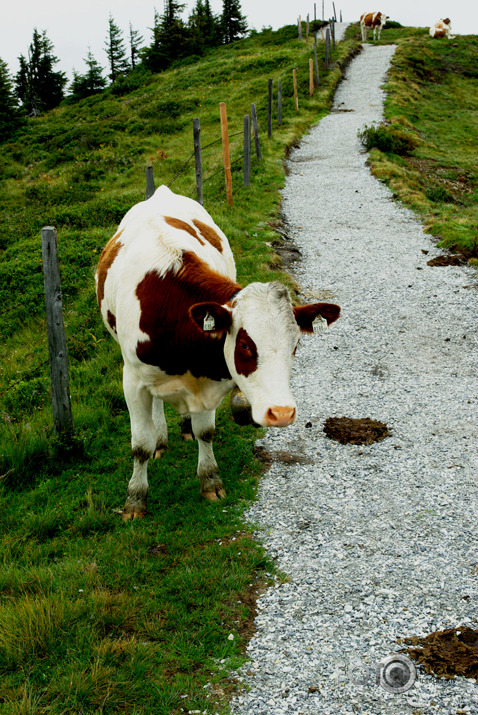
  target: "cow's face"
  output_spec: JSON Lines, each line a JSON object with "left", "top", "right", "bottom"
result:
{"left": 190, "top": 282, "right": 340, "bottom": 428}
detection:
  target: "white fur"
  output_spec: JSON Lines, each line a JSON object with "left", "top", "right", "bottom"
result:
{"left": 429, "top": 19, "right": 454, "bottom": 39}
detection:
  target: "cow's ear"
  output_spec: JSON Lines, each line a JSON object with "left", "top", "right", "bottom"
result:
{"left": 189, "top": 302, "right": 233, "bottom": 337}
{"left": 293, "top": 302, "right": 341, "bottom": 334}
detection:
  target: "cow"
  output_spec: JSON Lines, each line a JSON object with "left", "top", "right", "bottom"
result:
{"left": 429, "top": 18, "right": 453, "bottom": 39}
{"left": 96, "top": 186, "right": 340, "bottom": 519}
{"left": 360, "top": 11, "right": 389, "bottom": 42}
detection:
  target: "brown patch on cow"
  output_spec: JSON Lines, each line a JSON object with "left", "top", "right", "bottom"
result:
{"left": 135, "top": 251, "right": 241, "bottom": 380}
{"left": 294, "top": 302, "right": 341, "bottom": 332}
{"left": 107, "top": 310, "right": 117, "bottom": 333}
{"left": 399, "top": 626, "right": 478, "bottom": 681}
{"left": 164, "top": 216, "right": 204, "bottom": 245}
{"left": 234, "top": 328, "right": 258, "bottom": 377}
{"left": 427, "top": 254, "right": 467, "bottom": 267}
{"left": 323, "top": 416, "right": 390, "bottom": 445}
{"left": 96, "top": 230, "right": 123, "bottom": 307}
{"left": 192, "top": 219, "right": 223, "bottom": 253}
{"left": 433, "top": 28, "right": 447, "bottom": 37}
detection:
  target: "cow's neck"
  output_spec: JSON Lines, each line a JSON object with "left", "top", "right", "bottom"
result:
{"left": 136, "top": 251, "right": 241, "bottom": 380}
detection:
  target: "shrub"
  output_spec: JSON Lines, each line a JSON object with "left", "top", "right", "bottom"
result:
{"left": 358, "top": 123, "right": 419, "bottom": 155}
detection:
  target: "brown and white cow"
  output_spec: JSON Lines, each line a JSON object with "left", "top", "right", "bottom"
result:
{"left": 96, "top": 186, "right": 340, "bottom": 519}
{"left": 360, "top": 11, "right": 389, "bottom": 42}
{"left": 429, "top": 18, "right": 453, "bottom": 39}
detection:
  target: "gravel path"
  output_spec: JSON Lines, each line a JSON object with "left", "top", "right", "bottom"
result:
{"left": 230, "top": 37, "right": 478, "bottom": 715}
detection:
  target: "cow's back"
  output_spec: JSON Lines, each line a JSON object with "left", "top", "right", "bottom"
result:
{"left": 96, "top": 186, "right": 236, "bottom": 349}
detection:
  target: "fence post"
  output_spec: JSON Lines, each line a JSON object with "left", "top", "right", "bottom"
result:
{"left": 306, "top": 15, "right": 309, "bottom": 41}
{"left": 268, "top": 79, "right": 273, "bottom": 138}
{"left": 145, "top": 165, "right": 155, "bottom": 199}
{"left": 298, "top": 16, "right": 302, "bottom": 40}
{"left": 278, "top": 79, "right": 282, "bottom": 126}
{"left": 332, "top": 2, "right": 337, "bottom": 21}
{"left": 41, "top": 227, "right": 73, "bottom": 436}
{"left": 219, "top": 102, "right": 233, "bottom": 207}
{"left": 193, "top": 117, "right": 203, "bottom": 205}
{"left": 243, "top": 115, "right": 251, "bottom": 187}
{"left": 314, "top": 2, "right": 316, "bottom": 21}
{"left": 325, "top": 28, "right": 330, "bottom": 70}
{"left": 340, "top": 10, "right": 343, "bottom": 22}
{"left": 309, "top": 59, "right": 314, "bottom": 96}
{"left": 314, "top": 34, "right": 320, "bottom": 86}
{"left": 293, "top": 69, "right": 299, "bottom": 111}
{"left": 251, "top": 103, "right": 262, "bottom": 160}
{"left": 331, "top": 19, "right": 335, "bottom": 50}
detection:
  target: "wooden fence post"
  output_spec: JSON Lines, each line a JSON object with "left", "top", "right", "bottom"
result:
{"left": 41, "top": 227, "right": 73, "bottom": 435}
{"left": 293, "top": 69, "right": 299, "bottom": 111}
{"left": 298, "top": 16, "right": 302, "bottom": 40}
{"left": 331, "top": 19, "right": 336, "bottom": 50}
{"left": 322, "top": 0, "right": 324, "bottom": 20}
{"left": 268, "top": 79, "right": 273, "bottom": 138}
{"left": 145, "top": 165, "right": 155, "bottom": 199}
{"left": 306, "top": 15, "right": 309, "bottom": 41}
{"left": 193, "top": 117, "right": 203, "bottom": 205}
{"left": 309, "top": 59, "right": 314, "bottom": 96}
{"left": 325, "top": 28, "right": 330, "bottom": 70}
{"left": 278, "top": 79, "right": 282, "bottom": 126}
{"left": 314, "top": 34, "right": 320, "bottom": 86}
{"left": 314, "top": 2, "right": 316, "bottom": 21}
{"left": 243, "top": 114, "right": 251, "bottom": 186}
{"left": 219, "top": 102, "right": 233, "bottom": 206}
{"left": 332, "top": 2, "right": 337, "bottom": 21}
{"left": 251, "top": 103, "right": 262, "bottom": 160}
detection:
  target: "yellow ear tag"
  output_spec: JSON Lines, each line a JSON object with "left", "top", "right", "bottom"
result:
{"left": 203, "top": 313, "right": 216, "bottom": 331}
{"left": 312, "top": 315, "right": 327, "bottom": 334}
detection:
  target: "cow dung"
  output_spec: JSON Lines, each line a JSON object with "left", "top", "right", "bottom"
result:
{"left": 427, "top": 254, "right": 467, "bottom": 267}
{"left": 399, "top": 626, "right": 478, "bottom": 681}
{"left": 323, "top": 416, "right": 390, "bottom": 445}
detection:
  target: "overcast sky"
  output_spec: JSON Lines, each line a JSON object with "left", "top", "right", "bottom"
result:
{"left": 2, "top": 1, "right": 476, "bottom": 83}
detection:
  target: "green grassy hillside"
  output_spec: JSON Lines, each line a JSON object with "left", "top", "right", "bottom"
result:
{"left": 0, "top": 25, "right": 360, "bottom": 714}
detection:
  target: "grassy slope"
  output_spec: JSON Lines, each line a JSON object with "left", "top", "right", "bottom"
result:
{"left": 364, "top": 27, "right": 478, "bottom": 258}
{"left": 0, "top": 25, "right": 360, "bottom": 715}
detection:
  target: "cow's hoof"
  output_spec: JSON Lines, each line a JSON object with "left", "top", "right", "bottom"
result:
{"left": 201, "top": 487, "right": 227, "bottom": 502}
{"left": 122, "top": 507, "right": 147, "bottom": 521}
{"left": 154, "top": 446, "right": 168, "bottom": 459}
{"left": 181, "top": 433, "right": 194, "bottom": 442}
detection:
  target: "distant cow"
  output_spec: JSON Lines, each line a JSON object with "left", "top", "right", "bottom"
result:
{"left": 429, "top": 18, "right": 453, "bottom": 38}
{"left": 360, "top": 11, "right": 389, "bottom": 41}
{"left": 96, "top": 186, "right": 340, "bottom": 518}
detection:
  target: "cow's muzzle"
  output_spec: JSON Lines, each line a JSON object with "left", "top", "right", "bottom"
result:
{"left": 264, "top": 406, "right": 296, "bottom": 427}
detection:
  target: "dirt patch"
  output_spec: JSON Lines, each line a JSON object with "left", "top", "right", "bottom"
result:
{"left": 253, "top": 445, "right": 315, "bottom": 468}
{"left": 427, "top": 254, "right": 468, "bottom": 267}
{"left": 399, "top": 626, "right": 478, "bottom": 681}
{"left": 323, "top": 416, "right": 391, "bottom": 445}
{"left": 406, "top": 157, "right": 474, "bottom": 202}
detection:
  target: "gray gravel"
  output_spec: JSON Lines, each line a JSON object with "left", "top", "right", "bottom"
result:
{"left": 229, "top": 35, "right": 478, "bottom": 715}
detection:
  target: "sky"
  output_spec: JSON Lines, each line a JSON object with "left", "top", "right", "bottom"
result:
{"left": 1, "top": 1, "right": 476, "bottom": 83}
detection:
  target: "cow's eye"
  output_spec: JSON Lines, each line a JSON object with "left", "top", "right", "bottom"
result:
{"left": 240, "top": 341, "right": 252, "bottom": 354}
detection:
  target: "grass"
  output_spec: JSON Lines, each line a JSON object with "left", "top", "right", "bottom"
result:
{"left": 0, "top": 24, "right": 361, "bottom": 714}
{"left": 358, "top": 27, "right": 478, "bottom": 259}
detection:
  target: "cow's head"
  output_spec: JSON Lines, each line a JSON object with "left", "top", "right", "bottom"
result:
{"left": 189, "top": 282, "right": 340, "bottom": 427}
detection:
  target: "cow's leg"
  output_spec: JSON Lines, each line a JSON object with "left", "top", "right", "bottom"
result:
{"left": 152, "top": 397, "right": 169, "bottom": 458}
{"left": 191, "top": 410, "right": 226, "bottom": 501}
{"left": 122, "top": 366, "right": 156, "bottom": 520}
{"left": 180, "top": 414, "right": 194, "bottom": 441}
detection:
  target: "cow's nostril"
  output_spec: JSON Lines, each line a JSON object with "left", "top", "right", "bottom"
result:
{"left": 266, "top": 406, "right": 296, "bottom": 427}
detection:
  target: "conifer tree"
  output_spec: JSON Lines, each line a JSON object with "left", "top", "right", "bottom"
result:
{"left": 104, "top": 15, "right": 130, "bottom": 82}
{"left": 70, "top": 50, "right": 106, "bottom": 101}
{"left": 0, "top": 58, "right": 23, "bottom": 142}
{"left": 188, "top": 0, "right": 221, "bottom": 53}
{"left": 15, "top": 29, "right": 66, "bottom": 115}
{"left": 221, "top": 0, "right": 247, "bottom": 44}
{"left": 129, "top": 24, "right": 144, "bottom": 69}
{"left": 143, "top": 1, "right": 191, "bottom": 72}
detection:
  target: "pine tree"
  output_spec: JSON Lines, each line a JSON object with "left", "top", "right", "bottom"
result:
{"left": 70, "top": 50, "right": 106, "bottom": 101}
{"left": 104, "top": 15, "right": 130, "bottom": 82}
{"left": 0, "top": 58, "right": 23, "bottom": 142}
{"left": 129, "top": 24, "right": 144, "bottom": 69}
{"left": 188, "top": 0, "right": 221, "bottom": 53}
{"left": 143, "top": 1, "right": 190, "bottom": 72}
{"left": 221, "top": 0, "right": 247, "bottom": 44}
{"left": 14, "top": 29, "right": 66, "bottom": 115}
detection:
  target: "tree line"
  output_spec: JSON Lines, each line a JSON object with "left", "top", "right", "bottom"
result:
{"left": 0, "top": 0, "right": 247, "bottom": 143}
